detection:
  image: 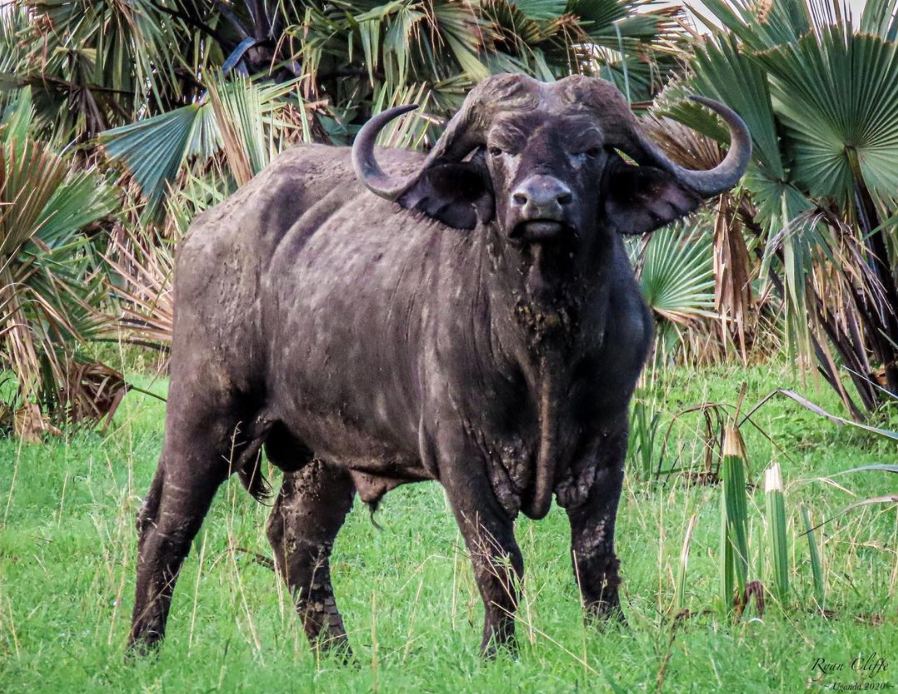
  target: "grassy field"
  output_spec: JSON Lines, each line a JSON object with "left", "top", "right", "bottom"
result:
{"left": 1, "top": 361, "right": 896, "bottom": 693}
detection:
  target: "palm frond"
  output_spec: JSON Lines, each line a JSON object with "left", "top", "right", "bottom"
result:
{"left": 100, "top": 75, "right": 305, "bottom": 214}
{"left": 754, "top": 26, "right": 898, "bottom": 204}
{"left": 513, "top": 0, "right": 569, "bottom": 21}
{"left": 1, "top": 88, "right": 117, "bottom": 420}
{"left": 631, "top": 223, "right": 717, "bottom": 325}
{"left": 666, "top": 0, "right": 898, "bottom": 413}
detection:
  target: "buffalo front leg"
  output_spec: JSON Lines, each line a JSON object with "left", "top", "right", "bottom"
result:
{"left": 566, "top": 426, "right": 626, "bottom": 622}
{"left": 266, "top": 460, "right": 355, "bottom": 654}
{"left": 443, "top": 465, "right": 523, "bottom": 657}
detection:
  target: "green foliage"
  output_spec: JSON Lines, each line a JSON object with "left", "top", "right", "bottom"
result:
{"left": 661, "top": 0, "right": 898, "bottom": 416}
{"left": 3, "top": 362, "right": 896, "bottom": 692}
{"left": 5, "top": 0, "right": 180, "bottom": 139}
{"left": 630, "top": 223, "right": 716, "bottom": 325}
{"left": 0, "top": 88, "right": 118, "bottom": 424}
{"left": 719, "top": 425, "right": 749, "bottom": 610}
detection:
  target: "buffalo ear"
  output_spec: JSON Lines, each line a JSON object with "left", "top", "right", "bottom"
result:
{"left": 603, "top": 154, "right": 702, "bottom": 235}
{"left": 396, "top": 153, "right": 493, "bottom": 230}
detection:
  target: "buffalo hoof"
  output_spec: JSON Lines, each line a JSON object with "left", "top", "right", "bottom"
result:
{"left": 125, "top": 633, "right": 163, "bottom": 662}
{"left": 314, "top": 635, "right": 355, "bottom": 666}
{"left": 584, "top": 599, "right": 628, "bottom": 628}
{"left": 479, "top": 633, "right": 518, "bottom": 660}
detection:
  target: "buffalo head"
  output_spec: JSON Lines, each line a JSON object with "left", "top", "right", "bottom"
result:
{"left": 352, "top": 74, "right": 750, "bottom": 241}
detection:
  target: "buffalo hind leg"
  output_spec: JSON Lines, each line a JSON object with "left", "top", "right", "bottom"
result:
{"left": 566, "top": 426, "right": 626, "bottom": 622}
{"left": 266, "top": 460, "right": 355, "bottom": 656}
{"left": 129, "top": 416, "right": 235, "bottom": 652}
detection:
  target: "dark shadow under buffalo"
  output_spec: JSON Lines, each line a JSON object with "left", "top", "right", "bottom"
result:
{"left": 129, "top": 73, "right": 750, "bottom": 657}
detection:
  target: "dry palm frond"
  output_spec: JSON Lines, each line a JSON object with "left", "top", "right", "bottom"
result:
{"left": 643, "top": 115, "right": 757, "bottom": 361}
{"left": 104, "top": 225, "right": 174, "bottom": 352}
{"left": 712, "top": 194, "right": 753, "bottom": 361}
{"left": 642, "top": 114, "right": 725, "bottom": 171}
{"left": 1, "top": 360, "right": 128, "bottom": 439}
{"left": 61, "top": 360, "right": 128, "bottom": 432}
{"left": 1, "top": 89, "right": 119, "bottom": 433}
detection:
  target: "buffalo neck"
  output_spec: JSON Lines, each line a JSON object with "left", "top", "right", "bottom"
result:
{"left": 479, "top": 224, "right": 616, "bottom": 519}
{"left": 482, "top": 224, "right": 615, "bottom": 365}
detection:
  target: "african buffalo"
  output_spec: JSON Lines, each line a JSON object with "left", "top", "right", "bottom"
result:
{"left": 129, "top": 73, "right": 750, "bottom": 656}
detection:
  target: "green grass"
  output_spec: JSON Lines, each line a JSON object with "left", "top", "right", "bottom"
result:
{"left": 1, "top": 361, "right": 897, "bottom": 693}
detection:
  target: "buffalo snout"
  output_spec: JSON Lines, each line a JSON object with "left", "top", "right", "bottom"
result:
{"left": 508, "top": 175, "right": 574, "bottom": 241}
{"left": 511, "top": 175, "right": 573, "bottom": 216}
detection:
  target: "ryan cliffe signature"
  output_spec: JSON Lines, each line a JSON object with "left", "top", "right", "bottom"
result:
{"left": 812, "top": 653, "right": 890, "bottom": 691}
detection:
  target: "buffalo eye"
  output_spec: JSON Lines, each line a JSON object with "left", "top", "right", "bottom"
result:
{"left": 488, "top": 146, "right": 504, "bottom": 157}
{"left": 572, "top": 146, "right": 602, "bottom": 161}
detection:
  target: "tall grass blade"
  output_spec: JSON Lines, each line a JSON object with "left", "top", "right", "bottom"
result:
{"left": 628, "top": 392, "right": 660, "bottom": 479}
{"left": 720, "top": 487, "right": 734, "bottom": 612}
{"left": 745, "top": 389, "right": 898, "bottom": 442}
{"left": 720, "top": 424, "right": 749, "bottom": 612}
{"left": 675, "top": 514, "right": 697, "bottom": 612}
{"left": 765, "top": 462, "right": 789, "bottom": 605}
{"left": 801, "top": 505, "right": 824, "bottom": 608}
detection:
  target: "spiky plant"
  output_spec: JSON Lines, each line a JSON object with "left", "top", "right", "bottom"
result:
{"left": 656, "top": 0, "right": 898, "bottom": 418}
{"left": 0, "top": 89, "right": 120, "bottom": 434}
{"left": 13, "top": 0, "right": 682, "bottom": 216}
{"left": 627, "top": 221, "right": 719, "bottom": 363}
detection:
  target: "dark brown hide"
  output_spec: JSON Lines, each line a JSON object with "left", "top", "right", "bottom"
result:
{"left": 129, "top": 74, "right": 750, "bottom": 657}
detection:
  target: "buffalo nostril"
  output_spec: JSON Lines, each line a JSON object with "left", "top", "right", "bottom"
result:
{"left": 512, "top": 176, "right": 572, "bottom": 211}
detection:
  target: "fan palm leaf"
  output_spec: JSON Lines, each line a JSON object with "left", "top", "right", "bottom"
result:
{"left": 754, "top": 26, "right": 898, "bottom": 204}
{"left": 630, "top": 223, "right": 716, "bottom": 325}
{"left": 664, "top": 0, "right": 898, "bottom": 414}
{"left": 99, "top": 75, "right": 307, "bottom": 216}
{"left": 0, "top": 88, "right": 117, "bottom": 417}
